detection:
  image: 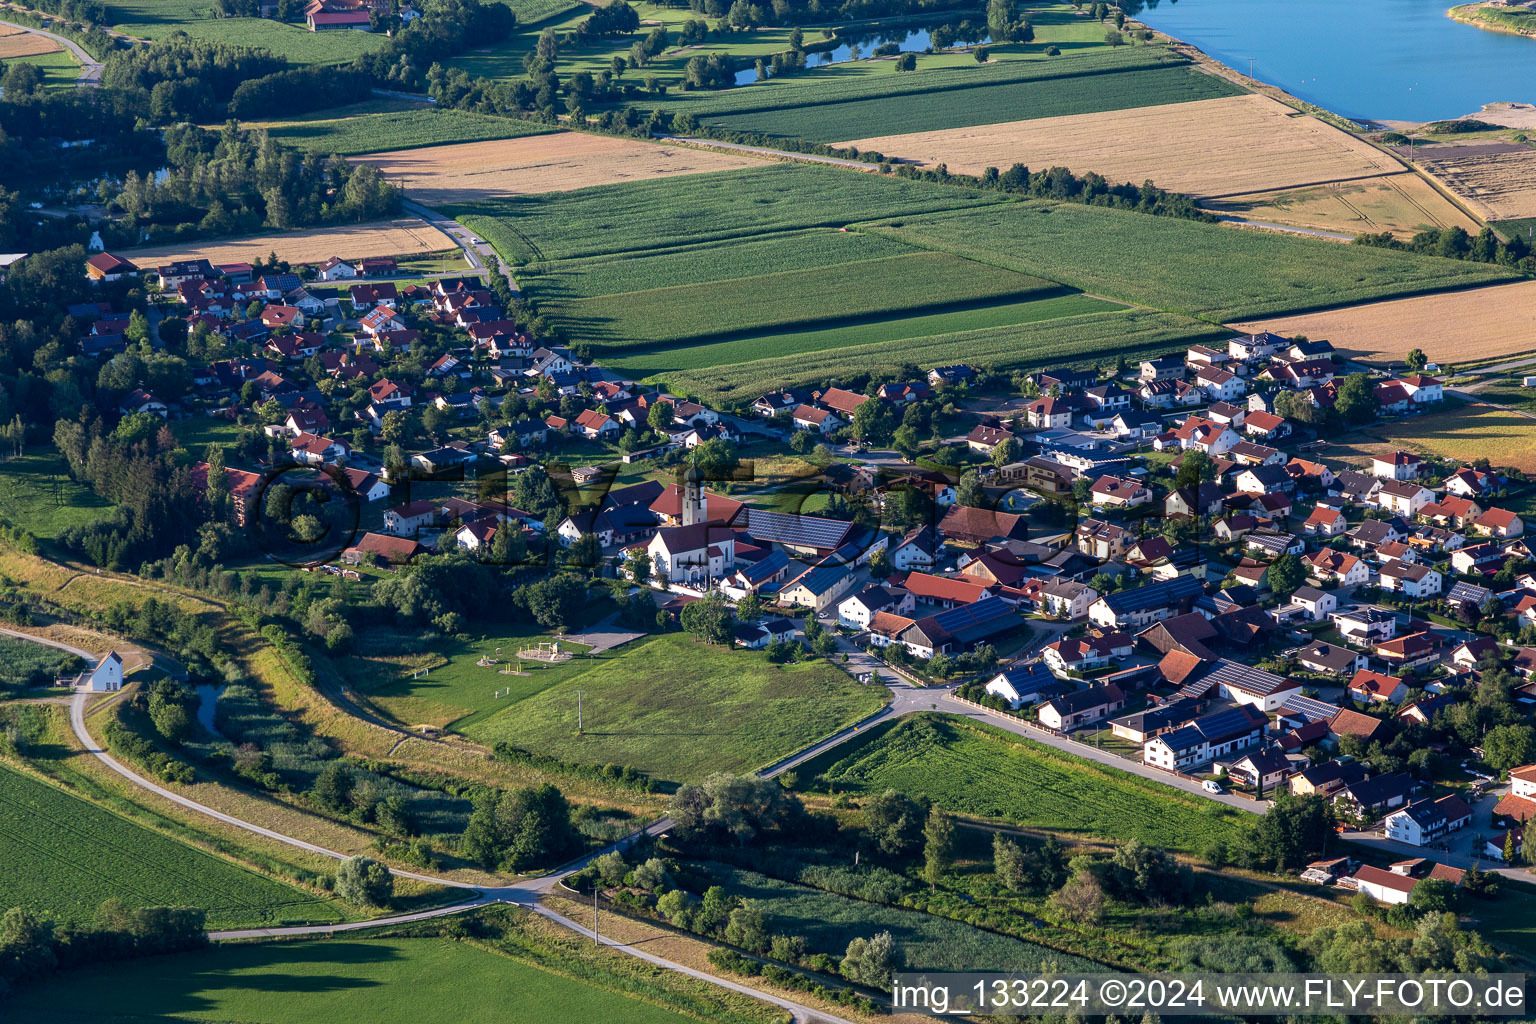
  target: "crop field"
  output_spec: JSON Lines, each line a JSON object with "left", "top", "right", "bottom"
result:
{"left": 1204, "top": 173, "right": 1481, "bottom": 239}
{"left": 608, "top": 293, "right": 1122, "bottom": 379}
{"left": 865, "top": 199, "right": 1515, "bottom": 322}
{"left": 1414, "top": 145, "right": 1536, "bottom": 222}
{"left": 523, "top": 228, "right": 921, "bottom": 301}
{"left": 554, "top": 252, "right": 1065, "bottom": 351}
{"left": 807, "top": 716, "right": 1248, "bottom": 851}
{"left": 698, "top": 861, "right": 1102, "bottom": 973}
{"left": 454, "top": 163, "right": 1003, "bottom": 264}
{"left": 707, "top": 63, "right": 1240, "bottom": 143}
{"left": 496, "top": 0, "right": 583, "bottom": 22}
{"left": 0, "top": 449, "right": 114, "bottom": 540}
{"left": 466, "top": 633, "right": 889, "bottom": 783}
{"left": 662, "top": 308, "right": 1224, "bottom": 407}
{"left": 1333, "top": 404, "right": 1536, "bottom": 474}
{"left": 120, "top": 217, "right": 448, "bottom": 270}
{"left": 0, "top": 32, "right": 62, "bottom": 57}
{"left": 14, "top": 936, "right": 703, "bottom": 1024}
{"left": 0, "top": 764, "right": 340, "bottom": 927}
{"left": 842, "top": 95, "right": 1402, "bottom": 197}
{"left": 361, "top": 134, "right": 762, "bottom": 206}
{"left": 267, "top": 109, "right": 556, "bottom": 157}
{"left": 110, "top": 15, "right": 388, "bottom": 64}
{"left": 1232, "top": 279, "right": 1536, "bottom": 365}
{"left": 0, "top": 635, "right": 83, "bottom": 690}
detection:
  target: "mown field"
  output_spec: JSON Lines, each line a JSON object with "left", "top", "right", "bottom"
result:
{"left": 607, "top": 292, "right": 1122, "bottom": 379}
{"left": 0, "top": 449, "right": 114, "bottom": 540}
{"left": 268, "top": 109, "right": 557, "bottom": 156}
{"left": 450, "top": 163, "right": 1004, "bottom": 263}
{"left": 466, "top": 633, "right": 889, "bottom": 782}
{"left": 0, "top": 764, "right": 341, "bottom": 927}
{"left": 864, "top": 199, "right": 1516, "bottom": 322}
{"left": 555, "top": 252, "right": 1066, "bottom": 351}
{"left": 14, "top": 936, "right": 705, "bottom": 1024}
{"left": 706, "top": 63, "right": 1240, "bottom": 143}
{"left": 662, "top": 307, "right": 1224, "bottom": 407}
{"left": 698, "top": 861, "right": 1102, "bottom": 972}
{"left": 804, "top": 715, "right": 1248, "bottom": 852}
{"left": 9, "top": 47, "right": 80, "bottom": 91}
{"left": 109, "top": 14, "right": 388, "bottom": 64}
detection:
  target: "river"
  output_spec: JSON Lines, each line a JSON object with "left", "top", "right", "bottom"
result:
{"left": 1125, "top": 0, "right": 1536, "bottom": 123}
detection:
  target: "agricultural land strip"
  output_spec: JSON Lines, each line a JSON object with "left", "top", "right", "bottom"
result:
{"left": 104, "top": 11, "right": 388, "bottom": 64}
{"left": 359, "top": 133, "right": 765, "bottom": 205}
{"left": 1410, "top": 144, "right": 1536, "bottom": 223}
{"left": 1203, "top": 173, "right": 1481, "bottom": 240}
{"left": 120, "top": 217, "right": 452, "bottom": 270}
{"left": 448, "top": 163, "right": 1006, "bottom": 263}
{"left": 862, "top": 199, "right": 1515, "bottom": 322}
{"left": 267, "top": 110, "right": 558, "bottom": 157}
{"left": 1232, "top": 278, "right": 1536, "bottom": 365}
{"left": 0, "top": 31, "right": 61, "bottom": 57}
{"left": 1321, "top": 404, "right": 1536, "bottom": 476}
{"left": 840, "top": 95, "right": 1404, "bottom": 197}
{"left": 0, "top": 763, "right": 341, "bottom": 928}
{"left": 803, "top": 715, "right": 1248, "bottom": 852}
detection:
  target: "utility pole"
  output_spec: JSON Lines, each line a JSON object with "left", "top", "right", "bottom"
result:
{"left": 593, "top": 884, "right": 600, "bottom": 946}
{"left": 576, "top": 689, "right": 585, "bottom": 734}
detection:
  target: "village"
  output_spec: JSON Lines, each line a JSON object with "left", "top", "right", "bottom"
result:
{"left": 66, "top": 246, "right": 1536, "bottom": 912}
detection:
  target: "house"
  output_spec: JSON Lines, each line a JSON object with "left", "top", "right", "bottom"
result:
{"left": 733, "top": 618, "right": 797, "bottom": 650}
{"left": 1290, "top": 759, "right": 1368, "bottom": 797}
{"left": 1038, "top": 683, "right": 1126, "bottom": 731}
{"left": 900, "top": 571, "right": 993, "bottom": 609}
{"left": 890, "top": 528, "right": 937, "bottom": 571}
{"left": 791, "top": 404, "right": 840, "bottom": 434}
{"left": 1327, "top": 706, "right": 1392, "bottom": 745}
{"left": 1041, "top": 633, "right": 1133, "bottom": 677}
{"left": 343, "top": 531, "right": 424, "bottom": 566}
{"left": 358, "top": 306, "right": 406, "bottom": 336}
{"left": 1088, "top": 575, "right": 1204, "bottom": 631}
{"left": 289, "top": 432, "right": 349, "bottom": 466}
{"left": 1164, "top": 483, "right": 1224, "bottom": 519}
{"left": 1023, "top": 395, "right": 1083, "bottom": 430}
{"left": 574, "top": 409, "right": 620, "bottom": 439}
{"left": 1348, "top": 519, "right": 1403, "bottom": 551}
{"left": 1334, "top": 471, "right": 1381, "bottom": 505}
{"left": 1302, "top": 506, "right": 1347, "bottom": 537}
{"left": 984, "top": 662, "right": 1062, "bottom": 709}
{"left": 779, "top": 565, "right": 856, "bottom": 613}
{"left": 1377, "top": 561, "right": 1442, "bottom": 598}
{"left": 1108, "top": 697, "right": 1203, "bottom": 743}
{"left": 817, "top": 386, "right": 869, "bottom": 419}
{"left": 1270, "top": 358, "right": 1336, "bottom": 389}
{"left": 308, "top": 7, "right": 372, "bottom": 29}
{"left": 752, "top": 391, "right": 805, "bottom": 417}
{"left": 898, "top": 597, "right": 1018, "bottom": 658}
{"left": 1348, "top": 669, "right": 1408, "bottom": 705}
{"left": 1038, "top": 579, "right": 1097, "bottom": 621}
{"left": 1292, "top": 640, "right": 1365, "bottom": 677}
{"left": 1195, "top": 365, "right": 1246, "bottom": 402}
{"left": 1472, "top": 507, "right": 1525, "bottom": 539}
{"left": 1168, "top": 416, "right": 1240, "bottom": 456}
{"left": 319, "top": 261, "right": 358, "bottom": 285}
{"left": 1335, "top": 772, "right": 1415, "bottom": 818}
{"left": 1225, "top": 748, "right": 1293, "bottom": 791}
{"left": 647, "top": 522, "right": 737, "bottom": 584}
{"left": 1143, "top": 705, "right": 1266, "bottom": 771}
{"left": 1352, "top": 865, "right": 1418, "bottom": 906}
{"left": 1372, "top": 451, "right": 1422, "bottom": 480}
{"left": 119, "top": 389, "right": 168, "bottom": 418}
{"left": 1195, "top": 658, "right": 1300, "bottom": 712}
{"left": 966, "top": 424, "right": 1015, "bottom": 453}
{"left": 1284, "top": 458, "right": 1333, "bottom": 489}
{"left": 1234, "top": 464, "right": 1292, "bottom": 495}
{"left": 1304, "top": 549, "right": 1369, "bottom": 586}
{"left": 1445, "top": 467, "right": 1494, "bottom": 497}
{"left": 1397, "top": 693, "right": 1457, "bottom": 725}
{"left": 1139, "top": 355, "right": 1184, "bottom": 381}
{"left": 1376, "top": 631, "right": 1442, "bottom": 672}
{"left": 85, "top": 252, "right": 138, "bottom": 282}
{"left": 87, "top": 651, "right": 124, "bottom": 692}
{"left": 838, "top": 585, "right": 914, "bottom": 629}
{"left": 1076, "top": 518, "right": 1134, "bottom": 561}
{"left": 349, "top": 282, "right": 398, "bottom": 311}
{"left": 1375, "top": 480, "right": 1433, "bottom": 517}
{"left": 1089, "top": 475, "right": 1151, "bottom": 508}
{"left": 720, "top": 549, "right": 792, "bottom": 598}
{"left": 938, "top": 505, "right": 1028, "bottom": 546}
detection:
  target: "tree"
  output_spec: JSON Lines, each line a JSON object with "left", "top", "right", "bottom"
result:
{"left": 993, "top": 834, "right": 1027, "bottom": 890}
{"left": 725, "top": 900, "right": 770, "bottom": 952}
{"left": 1268, "top": 552, "right": 1306, "bottom": 599}
{"left": 680, "top": 591, "right": 733, "bottom": 644}
{"left": 990, "top": 436, "right": 1020, "bottom": 468}
{"left": 851, "top": 399, "right": 895, "bottom": 445}
{"left": 1049, "top": 870, "right": 1106, "bottom": 925}
{"left": 1484, "top": 724, "right": 1536, "bottom": 775}
{"left": 380, "top": 409, "right": 410, "bottom": 446}
{"left": 1404, "top": 348, "right": 1428, "bottom": 372}
{"left": 841, "top": 930, "right": 895, "bottom": 988}
{"left": 894, "top": 52, "right": 916, "bottom": 71}
{"left": 1174, "top": 449, "right": 1212, "bottom": 490}
{"left": 1103, "top": 28, "right": 1124, "bottom": 45}
{"left": 669, "top": 773, "right": 796, "bottom": 845}
{"left": 311, "top": 761, "right": 355, "bottom": 813}
{"left": 1334, "top": 372, "right": 1379, "bottom": 425}
{"left": 923, "top": 806, "right": 954, "bottom": 887}
{"left": 956, "top": 470, "right": 985, "bottom": 509}
{"left": 1245, "top": 793, "right": 1334, "bottom": 870}
{"left": 593, "top": 850, "right": 628, "bottom": 885}
{"left": 892, "top": 424, "right": 920, "bottom": 460}
{"left": 1408, "top": 877, "right": 1458, "bottom": 915}
{"left": 627, "top": 550, "right": 652, "bottom": 586}
{"left": 864, "top": 788, "right": 924, "bottom": 856}
{"left": 335, "top": 855, "right": 393, "bottom": 906}
{"left": 1274, "top": 388, "right": 1325, "bottom": 427}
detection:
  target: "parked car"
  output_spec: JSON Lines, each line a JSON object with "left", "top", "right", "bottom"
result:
{"left": 1202, "top": 779, "right": 1223, "bottom": 794}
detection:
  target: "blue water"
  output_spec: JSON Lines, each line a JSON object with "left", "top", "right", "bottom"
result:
{"left": 733, "top": 26, "right": 989, "bottom": 85}
{"left": 1127, "top": 0, "right": 1536, "bottom": 122}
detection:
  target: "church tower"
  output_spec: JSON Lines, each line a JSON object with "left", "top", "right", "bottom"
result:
{"left": 682, "top": 463, "right": 706, "bottom": 526}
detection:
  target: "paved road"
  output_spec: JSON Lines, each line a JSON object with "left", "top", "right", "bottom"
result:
{"left": 401, "top": 199, "right": 520, "bottom": 295}
{"left": 651, "top": 133, "right": 880, "bottom": 172}
{"left": 0, "top": 18, "right": 101, "bottom": 85}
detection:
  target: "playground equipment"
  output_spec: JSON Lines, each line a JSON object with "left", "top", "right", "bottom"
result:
{"left": 516, "top": 640, "right": 571, "bottom": 663}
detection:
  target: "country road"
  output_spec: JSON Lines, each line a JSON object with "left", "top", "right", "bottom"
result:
{"left": 0, "top": 18, "right": 102, "bottom": 85}
{"left": 402, "top": 198, "right": 520, "bottom": 294}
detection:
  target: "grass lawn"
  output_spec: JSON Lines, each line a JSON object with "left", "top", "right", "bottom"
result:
{"left": 268, "top": 109, "right": 558, "bottom": 156}
{"left": 169, "top": 415, "right": 246, "bottom": 454}
{"left": 10, "top": 47, "right": 82, "bottom": 90}
{"left": 0, "top": 449, "right": 114, "bottom": 541}
{"left": 112, "top": 15, "right": 388, "bottom": 64}
{"left": 612, "top": 292, "right": 1120, "bottom": 380}
{"left": 0, "top": 764, "right": 341, "bottom": 928}
{"left": 554, "top": 251, "right": 1066, "bottom": 352}
{"left": 465, "top": 632, "right": 890, "bottom": 783}
{"left": 801, "top": 714, "right": 1249, "bottom": 852}
{"left": 865, "top": 199, "right": 1517, "bottom": 323}
{"left": 448, "top": 162, "right": 1006, "bottom": 264}
{"left": 14, "top": 935, "right": 705, "bottom": 1024}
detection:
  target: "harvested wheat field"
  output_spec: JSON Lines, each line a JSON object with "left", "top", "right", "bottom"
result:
{"left": 841, "top": 94, "right": 1402, "bottom": 197}
{"left": 1413, "top": 145, "right": 1536, "bottom": 222}
{"left": 122, "top": 217, "right": 449, "bottom": 269}
{"left": 1206, "top": 173, "right": 1480, "bottom": 239}
{"left": 1233, "top": 279, "right": 1536, "bottom": 365}
{"left": 0, "top": 33, "right": 62, "bottom": 57}
{"left": 356, "top": 133, "right": 763, "bottom": 205}
{"left": 0, "top": 24, "right": 29, "bottom": 36}
{"left": 1355, "top": 405, "right": 1536, "bottom": 474}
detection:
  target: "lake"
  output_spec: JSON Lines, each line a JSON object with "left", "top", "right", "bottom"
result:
{"left": 734, "top": 25, "right": 990, "bottom": 85}
{"left": 1125, "top": 0, "right": 1536, "bottom": 122}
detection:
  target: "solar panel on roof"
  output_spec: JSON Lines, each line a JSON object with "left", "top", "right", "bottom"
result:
{"left": 1282, "top": 694, "right": 1342, "bottom": 722}
{"left": 744, "top": 508, "right": 853, "bottom": 550}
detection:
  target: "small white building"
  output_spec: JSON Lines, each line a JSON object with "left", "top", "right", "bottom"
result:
{"left": 88, "top": 650, "right": 124, "bottom": 692}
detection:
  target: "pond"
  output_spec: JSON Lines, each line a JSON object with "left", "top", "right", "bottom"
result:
{"left": 195, "top": 683, "right": 225, "bottom": 739}
{"left": 733, "top": 24, "right": 990, "bottom": 85}
{"left": 1125, "top": 0, "right": 1536, "bottom": 123}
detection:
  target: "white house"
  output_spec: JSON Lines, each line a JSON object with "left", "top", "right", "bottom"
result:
{"left": 1378, "top": 562, "right": 1443, "bottom": 599}
{"left": 1375, "top": 480, "right": 1433, "bottom": 517}
{"left": 88, "top": 651, "right": 124, "bottom": 692}
{"left": 1351, "top": 865, "right": 1417, "bottom": 906}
